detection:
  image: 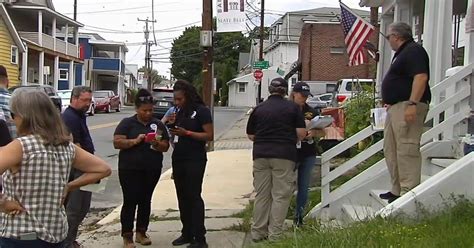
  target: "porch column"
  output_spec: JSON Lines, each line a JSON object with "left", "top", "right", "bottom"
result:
{"left": 52, "top": 17, "right": 56, "bottom": 51}
{"left": 75, "top": 27, "right": 79, "bottom": 57}
{"left": 376, "top": 14, "right": 394, "bottom": 86}
{"left": 39, "top": 52, "right": 44, "bottom": 85}
{"left": 21, "top": 45, "right": 28, "bottom": 85}
{"left": 393, "top": 0, "right": 411, "bottom": 23}
{"left": 38, "top": 11, "right": 43, "bottom": 46}
{"left": 423, "top": 0, "right": 453, "bottom": 86}
{"left": 69, "top": 61, "right": 74, "bottom": 89}
{"left": 65, "top": 24, "right": 69, "bottom": 55}
{"left": 465, "top": 0, "right": 474, "bottom": 135}
{"left": 54, "top": 56, "right": 59, "bottom": 90}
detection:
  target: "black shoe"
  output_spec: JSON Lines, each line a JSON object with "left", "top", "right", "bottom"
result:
{"left": 379, "top": 191, "right": 399, "bottom": 200}
{"left": 172, "top": 236, "right": 193, "bottom": 246}
{"left": 388, "top": 195, "right": 400, "bottom": 203}
{"left": 187, "top": 240, "right": 208, "bottom": 248}
{"left": 294, "top": 216, "right": 303, "bottom": 227}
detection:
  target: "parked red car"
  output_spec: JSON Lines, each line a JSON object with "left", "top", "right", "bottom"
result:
{"left": 93, "top": 90, "right": 121, "bottom": 113}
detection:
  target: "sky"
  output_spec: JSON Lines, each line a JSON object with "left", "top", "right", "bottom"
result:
{"left": 53, "top": 0, "right": 367, "bottom": 77}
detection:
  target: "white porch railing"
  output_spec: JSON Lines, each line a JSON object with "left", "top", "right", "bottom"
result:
{"left": 318, "top": 63, "right": 473, "bottom": 209}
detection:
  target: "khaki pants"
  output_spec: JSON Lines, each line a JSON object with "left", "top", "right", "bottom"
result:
{"left": 384, "top": 101, "right": 429, "bottom": 196}
{"left": 251, "top": 158, "right": 296, "bottom": 241}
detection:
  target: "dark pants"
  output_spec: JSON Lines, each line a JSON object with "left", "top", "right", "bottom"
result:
{"left": 119, "top": 169, "right": 161, "bottom": 235}
{"left": 64, "top": 170, "right": 92, "bottom": 247}
{"left": 0, "top": 238, "right": 63, "bottom": 248}
{"left": 172, "top": 159, "right": 207, "bottom": 242}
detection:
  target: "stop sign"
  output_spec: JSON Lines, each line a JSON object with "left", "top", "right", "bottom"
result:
{"left": 254, "top": 69, "right": 263, "bottom": 80}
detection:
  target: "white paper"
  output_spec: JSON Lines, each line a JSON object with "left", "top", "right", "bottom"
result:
{"left": 80, "top": 178, "right": 108, "bottom": 194}
{"left": 371, "top": 108, "right": 387, "bottom": 131}
{"left": 308, "top": 116, "right": 334, "bottom": 130}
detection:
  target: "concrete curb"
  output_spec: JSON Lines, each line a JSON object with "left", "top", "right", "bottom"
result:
{"left": 214, "top": 109, "right": 250, "bottom": 141}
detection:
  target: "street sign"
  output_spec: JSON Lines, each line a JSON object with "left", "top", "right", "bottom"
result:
{"left": 254, "top": 69, "right": 263, "bottom": 80}
{"left": 253, "top": 60, "right": 269, "bottom": 69}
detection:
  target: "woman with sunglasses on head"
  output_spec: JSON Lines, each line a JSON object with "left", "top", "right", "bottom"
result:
{"left": 0, "top": 89, "right": 111, "bottom": 248}
{"left": 113, "top": 88, "right": 170, "bottom": 248}
{"left": 167, "top": 80, "right": 213, "bottom": 248}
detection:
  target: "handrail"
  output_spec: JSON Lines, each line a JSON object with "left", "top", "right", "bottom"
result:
{"left": 319, "top": 63, "right": 472, "bottom": 207}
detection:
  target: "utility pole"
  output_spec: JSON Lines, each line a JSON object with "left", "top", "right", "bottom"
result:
{"left": 202, "top": 0, "right": 214, "bottom": 151}
{"left": 73, "top": 0, "right": 77, "bottom": 20}
{"left": 257, "top": 0, "right": 264, "bottom": 105}
{"left": 138, "top": 17, "right": 156, "bottom": 91}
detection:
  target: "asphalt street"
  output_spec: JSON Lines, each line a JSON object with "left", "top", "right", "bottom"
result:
{"left": 87, "top": 106, "right": 247, "bottom": 208}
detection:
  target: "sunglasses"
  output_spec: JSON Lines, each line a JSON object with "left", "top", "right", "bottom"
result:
{"left": 138, "top": 96, "right": 154, "bottom": 102}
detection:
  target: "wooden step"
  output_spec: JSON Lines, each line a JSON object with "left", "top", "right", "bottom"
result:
{"left": 342, "top": 204, "right": 377, "bottom": 221}
{"left": 430, "top": 158, "right": 457, "bottom": 168}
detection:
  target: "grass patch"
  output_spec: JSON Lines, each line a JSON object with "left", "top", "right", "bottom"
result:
{"left": 254, "top": 197, "right": 474, "bottom": 248}
{"left": 149, "top": 214, "right": 180, "bottom": 222}
{"left": 228, "top": 202, "right": 254, "bottom": 232}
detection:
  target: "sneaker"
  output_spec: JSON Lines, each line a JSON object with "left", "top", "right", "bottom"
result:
{"left": 388, "top": 195, "right": 400, "bottom": 203}
{"left": 379, "top": 191, "right": 399, "bottom": 200}
{"left": 187, "top": 240, "right": 208, "bottom": 248}
{"left": 172, "top": 236, "right": 193, "bottom": 246}
{"left": 294, "top": 216, "right": 304, "bottom": 227}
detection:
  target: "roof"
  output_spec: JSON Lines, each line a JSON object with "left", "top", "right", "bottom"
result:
{"left": 8, "top": 4, "right": 83, "bottom": 27}
{"left": 288, "top": 7, "right": 370, "bottom": 17}
{"left": 0, "top": 4, "right": 25, "bottom": 53}
{"left": 79, "top": 33, "right": 106, "bottom": 41}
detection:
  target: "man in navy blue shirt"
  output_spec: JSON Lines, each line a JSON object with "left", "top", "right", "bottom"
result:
{"left": 62, "top": 86, "right": 95, "bottom": 248}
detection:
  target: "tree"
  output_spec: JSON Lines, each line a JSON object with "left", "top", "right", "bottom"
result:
{"left": 170, "top": 25, "right": 251, "bottom": 102}
{"left": 138, "top": 66, "right": 167, "bottom": 88}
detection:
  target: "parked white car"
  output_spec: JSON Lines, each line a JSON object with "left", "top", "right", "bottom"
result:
{"left": 332, "top": 78, "right": 376, "bottom": 106}
{"left": 57, "top": 90, "right": 96, "bottom": 116}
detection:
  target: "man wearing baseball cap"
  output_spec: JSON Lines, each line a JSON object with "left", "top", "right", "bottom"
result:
{"left": 246, "top": 77, "right": 306, "bottom": 241}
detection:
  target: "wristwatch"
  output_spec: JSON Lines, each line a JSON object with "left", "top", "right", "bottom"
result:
{"left": 408, "top": 101, "right": 417, "bottom": 106}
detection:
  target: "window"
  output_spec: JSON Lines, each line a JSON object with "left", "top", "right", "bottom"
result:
{"left": 238, "top": 83, "right": 246, "bottom": 93}
{"left": 11, "top": 46, "right": 18, "bottom": 64}
{"left": 59, "top": 69, "right": 69, "bottom": 80}
{"left": 330, "top": 47, "right": 345, "bottom": 55}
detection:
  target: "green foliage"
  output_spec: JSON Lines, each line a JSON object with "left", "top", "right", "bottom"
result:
{"left": 138, "top": 66, "right": 167, "bottom": 88}
{"left": 344, "top": 87, "right": 376, "bottom": 138}
{"left": 256, "top": 197, "right": 474, "bottom": 248}
{"left": 170, "top": 25, "right": 251, "bottom": 101}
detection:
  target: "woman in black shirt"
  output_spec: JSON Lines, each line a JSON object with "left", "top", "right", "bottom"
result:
{"left": 165, "top": 80, "right": 213, "bottom": 248}
{"left": 113, "top": 89, "right": 170, "bottom": 248}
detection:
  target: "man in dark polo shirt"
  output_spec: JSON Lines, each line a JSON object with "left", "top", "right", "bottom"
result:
{"left": 380, "top": 22, "right": 431, "bottom": 203}
{"left": 246, "top": 78, "right": 306, "bottom": 241}
{"left": 62, "top": 86, "right": 95, "bottom": 248}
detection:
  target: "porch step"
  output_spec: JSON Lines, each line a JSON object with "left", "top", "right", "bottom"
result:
{"left": 341, "top": 204, "right": 376, "bottom": 221}
{"left": 369, "top": 190, "right": 389, "bottom": 207}
{"left": 431, "top": 158, "right": 457, "bottom": 168}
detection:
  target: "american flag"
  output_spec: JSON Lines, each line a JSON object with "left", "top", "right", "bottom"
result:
{"left": 339, "top": 2, "right": 375, "bottom": 66}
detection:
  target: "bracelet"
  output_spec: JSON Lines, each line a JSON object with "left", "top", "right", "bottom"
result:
{"left": 185, "top": 130, "right": 192, "bottom": 136}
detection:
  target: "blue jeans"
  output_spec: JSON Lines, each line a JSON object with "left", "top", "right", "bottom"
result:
{"left": 0, "top": 237, "right": 63, "bottom": 248}
{"left": 295, "top": 156, "right": 317, "bottom": 220}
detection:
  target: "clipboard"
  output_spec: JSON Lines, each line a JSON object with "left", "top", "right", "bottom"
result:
{"left": 370, "top": 108, "right": 387, "bottom": 131}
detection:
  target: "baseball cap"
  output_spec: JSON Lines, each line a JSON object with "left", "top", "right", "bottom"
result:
{"left": 0, "top": 65, "right": 8, "bottom": 78}
{"left": 269, "top": 77, "right": 288, "bottom": 88}
{"left": 292, "top": 82, "right": 313, "bottom": 97}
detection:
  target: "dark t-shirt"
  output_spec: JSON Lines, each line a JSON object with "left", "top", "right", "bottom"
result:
{"left": 246, "top": 95, "right": 306, "bottom": 162}
{"left": 114, "top": 115, "right": 169, "bottom": 171}
{"left": 297, "top": 104, "right": 318, "bottom": 160}
{"left": 0, "top": 119, "right": 12, "bottom": 146}
{"left": 62, "top": 106, "right": 95, "bottom": 154}
{"left": 172, "top": 104, "right": 213, "bottom": 161}
{"left": 382, "top": 40, "right": 431, "bottom": 105}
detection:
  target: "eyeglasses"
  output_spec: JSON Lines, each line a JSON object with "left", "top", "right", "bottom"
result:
{"left": 138, "top": 96, "right": 154, "bottom": 102}
{"left": 385, "top": 33, "right": 396, "bottom": 40}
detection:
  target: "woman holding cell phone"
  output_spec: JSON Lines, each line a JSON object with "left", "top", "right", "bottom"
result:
{"left": 113, "top": 88, "right": 170, "bottom": 248}
{"left": 167, "top": 80, "right": 213, "bottom": 248}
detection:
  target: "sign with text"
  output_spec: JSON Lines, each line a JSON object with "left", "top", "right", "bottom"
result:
{"left": 253, "top": 60, "right": 269, "bottom": 69}
{"left": 254, "top": 69, "right": 263, "bottom": 81}
{"left": 216, "top": 0, "right": 246, "bottom": 33}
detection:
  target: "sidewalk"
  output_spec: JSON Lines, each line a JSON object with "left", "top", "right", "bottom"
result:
{"left": 78, "top": 113, "right": 254, "bottom": 247}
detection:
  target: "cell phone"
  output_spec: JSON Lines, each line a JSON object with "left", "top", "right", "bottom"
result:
{"left": 145, "top": 132, "right": 156, "bottom": 142}
{"left": 18, "top": 232, "right": 37, "bottom": 240}
{"left": 166, "top": 123, "right": 175, "bottom": 129}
